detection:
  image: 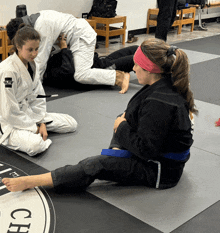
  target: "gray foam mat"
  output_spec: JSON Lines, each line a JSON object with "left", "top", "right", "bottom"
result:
{"left": 173, "top": 35, "right": 220, "bottom": 55}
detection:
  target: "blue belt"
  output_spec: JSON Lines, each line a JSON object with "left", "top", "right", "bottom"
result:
{"left": 101, "top": 149, "right": 190, "bottom": 161}
{"left": 163, "top": 149, "right": 190, "bottom": 161}
{"left": 101, "top": 149, "right": 132, "bottom": 158}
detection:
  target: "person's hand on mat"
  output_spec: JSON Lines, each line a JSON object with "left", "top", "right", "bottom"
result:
{"left": 113, "top": 112, "right": 126, "bottom": 133}
{"left": 58, "top": 33, "right": 67, "bottom": 49}
{"left": 37, "top": 123, "right": 48, "bottom": 141}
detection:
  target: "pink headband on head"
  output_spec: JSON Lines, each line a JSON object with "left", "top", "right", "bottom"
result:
{"left": 134, "top": 46, "right": 161, "bottom": 73}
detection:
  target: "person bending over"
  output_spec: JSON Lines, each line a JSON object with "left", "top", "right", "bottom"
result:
{"left": 0, "top": 25, "right": 77, "bottom": 156}
{"left": 2, "top": 38, "right": 197, "bottom": 192}
{"left": 43, "top": 33, "right": 138, "bottom": 88}
{"left": 6, "top": 10, "right": 130, "bottom": 94}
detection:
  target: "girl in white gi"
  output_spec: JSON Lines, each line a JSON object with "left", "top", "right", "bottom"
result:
{"left": 6, "top": 10, "right": 130, "bottom": 94}
{"left": 0, "top": 25, "right": 77, "bottom": 156}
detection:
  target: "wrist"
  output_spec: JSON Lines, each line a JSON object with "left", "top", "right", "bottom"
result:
{"left": 60, "top": 43, "right": 67, "bottom": 49}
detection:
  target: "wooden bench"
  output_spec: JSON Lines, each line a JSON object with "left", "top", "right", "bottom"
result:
{"left": 91, "top": 16, "right": 126, "bottom": 48}
{"left": 86, "top": 19, "right": 97, "bottom": 31}
{"left": 147, "top": 7, "right": 196, "bottom": 35}
{"left": 0, "top": 30, "right": 6, "bottom": 61}
{"left": 4, "top": 30, "right": 13, "bottom": 59}
{"left": 0, "top": 27, "right": 13, "bottom": 61}
{"left": 189, "top": 1, "right": 220, "bottom": 30}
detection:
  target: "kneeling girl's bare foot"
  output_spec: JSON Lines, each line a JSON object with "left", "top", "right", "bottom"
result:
{"left": 119, "top": 72, "right": 130, "bottom": 94}
{"left": 115, "top": 71, "right": 130, "bottom": 94}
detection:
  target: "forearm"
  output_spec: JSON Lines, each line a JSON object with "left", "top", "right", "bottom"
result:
{"left": 115, "top": 121, "right": 163, "bottom": 160}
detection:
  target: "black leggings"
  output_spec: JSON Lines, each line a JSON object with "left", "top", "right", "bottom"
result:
{"left": 93, "top": 45, "right": 138, "bottom": 73}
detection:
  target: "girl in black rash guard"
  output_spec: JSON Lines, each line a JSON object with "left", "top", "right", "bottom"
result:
{"left": 2, "top": 38, "right": 197, "bottom": 192}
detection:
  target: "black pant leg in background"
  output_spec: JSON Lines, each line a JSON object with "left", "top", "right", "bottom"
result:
{"left": 155, "top": 0, "right": 178, "bottom": 41}
{"left": 95, "top": 46, "right": 138, "bottom": 72}
{"left": 105, "top": 45, "right": 138, "bottom": 72}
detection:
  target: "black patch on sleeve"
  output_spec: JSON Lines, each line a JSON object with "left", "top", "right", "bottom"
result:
{"left": 3, "top": 77, "right": 14, "bottom": 88}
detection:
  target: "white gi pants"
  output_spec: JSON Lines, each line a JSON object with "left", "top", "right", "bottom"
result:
{"left": 73, "top": 38, "right": 116, "bottom": 86}
{"left": 1, "top": 113, "right": 77, "bottom": 156}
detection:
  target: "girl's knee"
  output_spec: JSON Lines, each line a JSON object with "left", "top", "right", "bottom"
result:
{"left": 26, "top": 137, "right": 52, "bottom": 156}
{"left": 64, "top": 115, "right": 78, "bottom": 132}
{"left": 69, "top": 118, "right": 78, "bottom": 132}
{"left": 74, "top": 71, "right": 88, "bottom": 84}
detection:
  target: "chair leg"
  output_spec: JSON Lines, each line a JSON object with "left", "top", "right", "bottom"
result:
{"left": 177, "top": 24, "right": 182, "bottom": 34}
{"left": 105, "top": 24, "right": 110, "bottom": 48}
{"left": 190, "top": 22, "right": 194, "bottom": 32}
{"left": 122, "top": 33, "right": 125, "bottom": 45}
{"left": 147, "top": 15, "right": 150, "bottom": 34}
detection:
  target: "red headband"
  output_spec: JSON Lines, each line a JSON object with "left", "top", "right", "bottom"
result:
{"left": 134, "top": 46, "right": 161, "bottom": 73}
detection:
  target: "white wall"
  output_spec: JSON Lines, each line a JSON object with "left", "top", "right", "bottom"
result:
{"left": 1, "top": 0, "right": 220, "bottom": 32}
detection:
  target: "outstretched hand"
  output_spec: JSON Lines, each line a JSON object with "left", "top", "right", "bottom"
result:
{"left": 113, "top": 112, "right": 126, "bottom": 133}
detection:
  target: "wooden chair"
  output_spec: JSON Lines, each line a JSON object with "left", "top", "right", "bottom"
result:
{"left": 147, "top": 7, "right": 196, "bottom": 35}
{"left": 0, "top": 27, "right": 13, "bottom": 61}
{"left": 4, "top": 30, "right": 13, "bottom": 59}
{"left": 91, "top": 16, "right": 126, "bottom": 48}
{"left": 86, "top": 19, "right": 97, "bottom": 31}
{"left": 0, "top": 30, "right": 6, "bottom": 61}
{"left": 179, "top": 7, "right": 196, "bottom": 34}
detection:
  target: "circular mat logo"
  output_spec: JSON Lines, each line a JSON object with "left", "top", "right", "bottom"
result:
{"left": 0, "top": 162, "right": 55, "bottom": 233}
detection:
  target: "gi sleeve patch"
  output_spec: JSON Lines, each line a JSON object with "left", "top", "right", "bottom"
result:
{"left": 4, "top": 77, "right": 14, "bottom": 88}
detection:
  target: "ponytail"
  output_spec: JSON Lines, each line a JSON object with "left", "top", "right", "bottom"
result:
{"left": 171, "top": 49, "right": 198, "bottom": 115}
{"left": 140, "top": 38, "right": 198, "bottom": 115}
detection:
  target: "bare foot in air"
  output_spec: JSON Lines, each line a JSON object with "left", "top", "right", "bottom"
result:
{"left": 119, "top": 72, "right": 130, "bottom": 94}
{"left": 115, "top": 71, "right": 130, "bottom": 94}
{"left": 2, "top": 177, "right": 34, "bottom": 192}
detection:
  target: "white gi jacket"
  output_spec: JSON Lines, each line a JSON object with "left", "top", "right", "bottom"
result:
{"left": 34, "top": 10, "right": 97, "bottom": 80}
{"left": 0, "top": 53, "right": 50, "bottom": 144}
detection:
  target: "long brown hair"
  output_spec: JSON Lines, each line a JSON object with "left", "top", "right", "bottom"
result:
{"left": 141, "top": 38, "right": 198, "bottom": 115}
{"left": 10, "top": 24, "right": 41, "bottom": 54}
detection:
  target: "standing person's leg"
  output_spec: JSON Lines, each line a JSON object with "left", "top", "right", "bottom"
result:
{"left": 155, "top": 0, "right": 177, "bottom": 41}
{"left": 170, "top": 0, "right": 178, "bottom": 27}
{"left": 2, "top": 155, "right": 158, "bottom": 192}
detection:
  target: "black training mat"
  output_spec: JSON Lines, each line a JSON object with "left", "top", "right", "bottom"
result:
{"left": 0, "top": 145, "right": 162, "bottom": 233}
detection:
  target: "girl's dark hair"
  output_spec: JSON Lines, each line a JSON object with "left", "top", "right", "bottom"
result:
{"left": 140, "top": 38, "right": 198, "bottom": 115}
{"left": 10, "top": 24, "right": 41, "bottom": 54}
{"left": 6, "top": 18, "right": 23, "bottom": 41}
